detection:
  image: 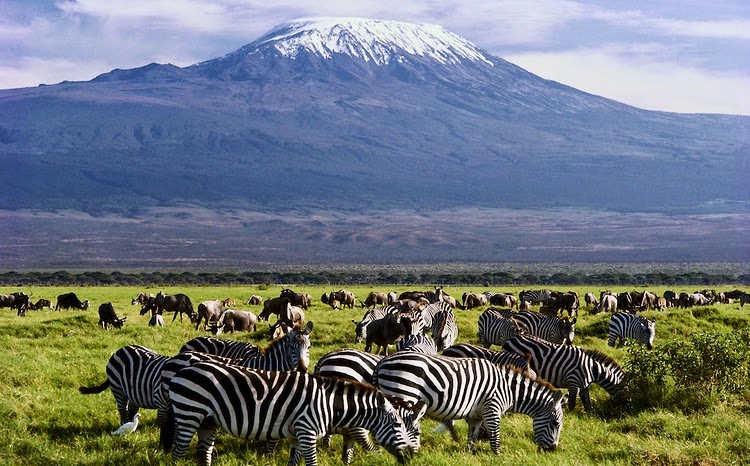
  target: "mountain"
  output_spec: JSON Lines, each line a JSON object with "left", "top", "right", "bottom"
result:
{"left": 1, "top": 17, "right": 748, "bottom": 266}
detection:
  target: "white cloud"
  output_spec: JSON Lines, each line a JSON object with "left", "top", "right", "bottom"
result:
{"left": 505, "top": 45, "right": 750, "bottom": 115}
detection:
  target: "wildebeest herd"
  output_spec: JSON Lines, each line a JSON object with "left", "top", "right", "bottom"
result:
{"left": 2, "top": 285, "right": 748, "bottom": 465}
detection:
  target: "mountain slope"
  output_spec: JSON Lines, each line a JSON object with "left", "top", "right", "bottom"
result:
{"left": 0, "top": 17, "right": 748, "bottom": 219}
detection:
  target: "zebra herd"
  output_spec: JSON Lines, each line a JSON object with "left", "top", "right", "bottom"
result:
{"left": 77, "top": 289, "right": 662, "bottom": 466}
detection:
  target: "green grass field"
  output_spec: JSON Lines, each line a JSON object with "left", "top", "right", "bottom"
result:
{"left": 1, "top": 284, "right": 749, "bottom": 466}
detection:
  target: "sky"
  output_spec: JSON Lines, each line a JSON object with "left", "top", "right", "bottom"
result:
{"left": 1, "top": 0, "right": 748, "bottom": 115}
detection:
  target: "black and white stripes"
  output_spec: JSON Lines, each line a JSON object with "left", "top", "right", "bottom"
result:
{"left": 608, "top": 312, "right": 655, "bottom": 349}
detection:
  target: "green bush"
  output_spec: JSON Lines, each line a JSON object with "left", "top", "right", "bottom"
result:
{"left": 625, "top": 329, "right": 750, "bottom": 412}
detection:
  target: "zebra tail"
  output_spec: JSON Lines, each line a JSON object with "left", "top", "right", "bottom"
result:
{"left": 78, "top": 380, "right": 109, "bottom": 394}
{"left": 160, "top": 404, "right": 175, "bottom": 453}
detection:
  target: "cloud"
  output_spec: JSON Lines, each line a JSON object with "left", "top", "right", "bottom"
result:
{"left": 505, "top": 44, "right": 750, "bottom": 115}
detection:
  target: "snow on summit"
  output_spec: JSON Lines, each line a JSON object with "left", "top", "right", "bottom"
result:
{"left": 255, "top": 17, "right": 494, "bottom": 67}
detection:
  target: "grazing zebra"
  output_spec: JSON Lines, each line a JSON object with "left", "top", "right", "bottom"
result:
{"left": 180, "top": 336, "right": 258, "bottom": 359}
{"left": 353, "top": 306, "right": 398, "bottom": 343}
{"left": 395, "top": 333, "right": 438, "bottom": 354}
{"left": 163, "top": 361, "right": 424, "bottom": 466}
{"left": 372, "top": 352, "right": 564, "bottom": 453}
{"left": 441, "top": 343, "right": 536, "bottom": 379}
{"left": 313, "top": 348, "right": 423, "bottom": 464}
{"left": 477, "top": 308, "right": 525, "bottom": 348}
{"left": 519, "top": 289, "right": 553, "bottom": 306}
{"left": 79, "top": 345, "right": 170, "bottom": 425}
{"left": 513, "top": 311, "right": 576, "bottom": 345}
{"left": 430, "top": 308, "right": 458, "bottom": 352}
{"left": 608, "top": 312, "right": 655, "bottom": 349}
{"left": 420, "top": 301, "right": 453, "bottom": 329}
{"left": 503, "top": 334, "right": 626, "bottom": 411}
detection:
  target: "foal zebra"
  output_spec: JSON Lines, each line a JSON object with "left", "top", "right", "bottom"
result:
{"left": 373, "top": 352, "right": 564, "bottom": 453}
{"left": 513, "top": 311, "right": 576, "bottom": 345}
{"left": 163, "top": 361, "right": 424, "bottom": 466}
{"left": 608, "top": 312, "right": 655, "bottom": 349}
{"left": 503, "top": 334, "right": 626, "bottom": 411}
{"left": 477, "top": 308, "right": 525, "bottom": 348}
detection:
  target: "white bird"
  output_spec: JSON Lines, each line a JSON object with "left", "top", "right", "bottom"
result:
{"left": 111, "top": 413, "right": 141, "bottom": 436}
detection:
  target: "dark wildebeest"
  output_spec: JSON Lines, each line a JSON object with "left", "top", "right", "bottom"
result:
{"left": 363, "top": 313, "right": 406, "bottom": 356}
{"left": 584, "top": 292, "right": 598, "bottom": 308}
{"left": 270, "top": 303, "right": 305, "bottom": 336}
{"left": 141, "top": 291, "right": 197, "bottom": 328}
{"left": 195, "top": 300, "right": 225, "bottom": 331}
{"left": 98, "top": 302, "right": 127, "bottom": 330}
{"left": 329, "top": 289, "right": 356, "bottom": 309}
{"left": 245, "top": 295, "right": 263, "bottom": 305}
{"left": 280, "top": 288, "right": 311, "bottom": 310}
{"left": 362, "top": 291, "right": 389, "bottom": 308}
{"left": 30, "top": 298, "right": 53, "bottom": 310}
{"left": 663, "top": 290, "right": 678, "bottom": 307}
{"left": 259, "top": 297, "right": 292, "bottom": 321}
{"left": 131, "top": 292, "right": 154, "bottom": 306}
{"left": 1, "top": 291, "right": 31, "bottom": 316}
{"left": 212, "top": 310, "right": 257, "bottom": 335}
{"left": 598, "top": 293, "right": 618, "bottom": 314}
{"left": 55, "top": 292, "right": 90, "bottom": 311}
{"left": 463, "top": 292, "right": 488, "bottom": 310}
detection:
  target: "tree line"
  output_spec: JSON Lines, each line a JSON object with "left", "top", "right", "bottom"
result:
{"left": 0, "top": 269, "right": 748, "bottom": 287}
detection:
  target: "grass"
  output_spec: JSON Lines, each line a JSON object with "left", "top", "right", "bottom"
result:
{"left": 1, "top": 284, "right": 749, "bottom": 465}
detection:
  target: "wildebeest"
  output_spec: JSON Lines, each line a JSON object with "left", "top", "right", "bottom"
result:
{"left": 583, "top": 292, "right": 598, "bottom": 308}
{"left": 140, "top": 292, "right": 194, "bottom": 323}
{"left": 194, "top": 300, "right": 224, "bottom": 331}
{"left": 598, "top": 292, "right": 618, "bottom": 314}
{"left": 362, "top": 291, "right": 389, "bottom": 308}
{"left": 55, "top": 292, "right": 90, "bottom": 311}
{"left": 131, "top": 292, "right": 154, "bottom": 306}
{"left": 663, "top": 290, "right": 678, "bottom": 306}
{"left": 221, "top": 298, "right": 236, "bottom": 308}
{"left": 98, "top": 302, "right": 127, "bottom": 330}
{"left": 1, "top": 291, "right": 31, "bottom": 316}
{"left": 329, "top": 289, "right": 356, "bottom": 309}
{"left": 245, "top": 295, "right": 263, "bottom": 305}
{"left": 258, "top": 297, "right": 292, "bottom": 321}
{"left": 280, "top": 288, "right": 311, "bottom": 309}
{"left": 213, "top": 309, "right": 257, "bottom": 335}
{"left": 462, "top": 292, "right": 488, "bottom": 309}
{"left": 270, "top": 302, "right": 305, "bottom": 336}
{"left": 30, "top": 298, "right": 53, "bottom": 310}
{"left": 364, "top": 313, "right": 406, "bottom": 355}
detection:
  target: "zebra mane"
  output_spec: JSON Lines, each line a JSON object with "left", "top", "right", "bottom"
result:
{"left": 312, "top": 374, "right": 378, "bottom": 392}
{"left": 258, "top": 330, "right": 296, "bottom": 356}
{"left": 583, "top": 348, "right": 622, "bottom": 369}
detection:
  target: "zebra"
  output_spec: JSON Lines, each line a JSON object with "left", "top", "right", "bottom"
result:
{"left": 477, "top": 308, "right": 525, "bottom": 348}
{"left": 441, "top": 343, "right": 536, "bottom": 380}
{"left": 502, "top": 334, "right": 626, "bottom": 411}
{"left": 372, "top": 352, "right": 564, "bottom": 453}
{"left": 513, "top": 311, "right": 576, "bottom": 345}
{"left": 519, "top": 289, "right": 553, "bottom": 306}
{"left": 180, "top": 335, "right": 258, "bottom": 359}
{"left": 313, "top": 348, "right": 423, "bottom": 464}
{"left": 608, "top": 312, "right": 655, "bottom": 349}
{"left": 395, "top": 333, "right": 438, "bottom": 354}
{"left": 183, "top": 321, "right": 313, "bottom": 372}
{"left": 431, "top": 308, "right": 458, "bottom": 352}
{"left": 79, "top": 345, "right": 171, "bottom": 426}
{"left": 163, "top": 361, "right": 425, "bottom": 466}
{"left": 420, "top": 301, "right": 453, "bottom": 329}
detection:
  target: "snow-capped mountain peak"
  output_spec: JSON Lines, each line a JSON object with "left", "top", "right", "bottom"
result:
{"left": 253, "top": 17, "right": 494, "bottom": 67}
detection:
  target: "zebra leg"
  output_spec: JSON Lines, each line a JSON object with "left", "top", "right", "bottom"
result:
{"left": 290, "top": 433, "right": 318, "bottom": 466}
{"left": 195, "top": 427, "right": 217, "bottom": 466}
{"left": 567, "top": 386, "right": 580, "bottom": 411}
{"left": 580, "top": 387, "right": 593, "bottom": 411}
{"left": 124, "top": 403, "right": 140, "bottom": 425}
{"left": 341, "top": 434, "right": 355, "bottom": 465}
{"left": 320, "top": 434, "right": 333, "bottom": 448}
{"left": 350, "top": 427, "right": 376, "bottom": 451}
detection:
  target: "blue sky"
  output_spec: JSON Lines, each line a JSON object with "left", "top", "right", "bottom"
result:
{"left": 1, "top": 0, "right": 748, "bottom": 115}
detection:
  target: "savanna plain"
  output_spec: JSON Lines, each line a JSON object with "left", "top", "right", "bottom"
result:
{"left": 1, "top": 284, "right": 749, "bottom": 466}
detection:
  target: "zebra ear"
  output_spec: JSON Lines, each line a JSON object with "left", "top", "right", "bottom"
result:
{"left": 303, "top": 321, "right": 314, "bottom": 335}
{"left": 553, "top": 389, "right": 564, "bottom": 404}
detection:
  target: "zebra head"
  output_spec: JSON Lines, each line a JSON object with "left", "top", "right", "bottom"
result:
{"left": 369, "top": 395, "right": 426, "bottom": 463}
{"left": 643, "top": 318, "right": 656, "bottom": 350}
{"left": 561, "top": 317, "right": 577, "bottom": 345}
{"left": 532, "top": 388, "right": 564, "bottom": 452}
{"left": 284, "top": 321, "right": 313, "bottom": 372}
